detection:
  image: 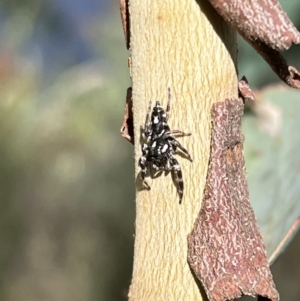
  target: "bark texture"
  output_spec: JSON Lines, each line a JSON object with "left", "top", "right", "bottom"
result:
{"left": 208, "top": 0, "right": 300, "bottom": 88}
{"left": 188, "top": 98, "right": 279, "bottom": 301}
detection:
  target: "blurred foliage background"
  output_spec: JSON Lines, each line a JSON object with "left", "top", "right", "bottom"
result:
{"left": 0, "top": 1, "right": 299, "bottom": 300}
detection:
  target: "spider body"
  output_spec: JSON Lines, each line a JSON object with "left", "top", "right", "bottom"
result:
{"left": 139, "top": 89, "right": 192, "bottom": 204}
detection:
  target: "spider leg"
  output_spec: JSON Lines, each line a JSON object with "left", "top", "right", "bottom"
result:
{"left": 142, "top": 101, "right": 152, "bottom": 139}
{"left": 165, "top": 87, "right": 171, "bottom": 122}
{"left": 139, "top": 155, "right": 151, "bottom": 190}
{"left": 172, "top": 139, "right": 193, "bottom": 161}
{"left": 169, "top": 130, "right": 191, "bottom": 137}
{"left": 139, "top": 144, "right": 151, "bottom": 190}
{"left": 170, "top": 157, "right": 184, "bottom": 204}
{"left": 145, "top": 100, "right": 152, "bottom": 126}
{"left": 152, "top": 162, "right": 164, "bottom": 177}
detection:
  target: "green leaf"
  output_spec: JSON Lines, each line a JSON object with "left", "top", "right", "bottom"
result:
{"left": 243, "top": 85, "right": 300, "bottom": 263}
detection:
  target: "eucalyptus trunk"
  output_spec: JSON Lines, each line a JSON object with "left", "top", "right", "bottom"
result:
{"left": 128, "top": 1, "right": 238, "bottom": 300}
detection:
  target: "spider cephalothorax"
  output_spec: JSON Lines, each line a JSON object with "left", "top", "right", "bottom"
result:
{"left": 139, "top": 88, "right": 192, "bottom": 204}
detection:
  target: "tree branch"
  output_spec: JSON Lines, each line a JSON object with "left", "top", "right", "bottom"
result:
{"left": 128, "top": 1, "right": 238, "bottom": 300}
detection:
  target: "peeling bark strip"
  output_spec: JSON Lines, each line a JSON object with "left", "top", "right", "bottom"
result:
{"left": 187, "top": 98, "right": 279, "bottom": 301}
{"left": 238, "top": 76, "right": 255, "bottom": 102}
{"left": 120, "top": 87, "right": 134, "bottom": 144}
{"left": 119, "top": 0, "right": 130, "bottom": 49}
{"left": 208, "top": 0, "right": 300, "bottom": 50}
{"left": 208, "top": 0, "right": 300, "bottom": 88}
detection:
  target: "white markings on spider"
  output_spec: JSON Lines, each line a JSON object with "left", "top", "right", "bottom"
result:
{"left": 173, "top": 164, "right": 180, "bottom": 171}
{"left": 138, "top": 88, "right": 192, "bottom": 204}
{"left": 153, "top": 164, "right": 159, "bottom": 170}
{"left": 153, "top": 116, "right": 159, "bottom": 124}
{"left": 161, "top": 144, "right": 169, "bottom": 153}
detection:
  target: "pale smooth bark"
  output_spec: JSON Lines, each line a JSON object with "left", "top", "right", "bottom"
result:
{"left": 128, "top": 1, "right": 238, "bottom": 300}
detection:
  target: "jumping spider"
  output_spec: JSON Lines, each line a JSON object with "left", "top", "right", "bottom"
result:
{"left": 139, "top": 88, "right": 192, "bottom": 204}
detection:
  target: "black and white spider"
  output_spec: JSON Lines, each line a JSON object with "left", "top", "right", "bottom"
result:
{"left": 139, "top": 88, "right": 192, "bottom": 204}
